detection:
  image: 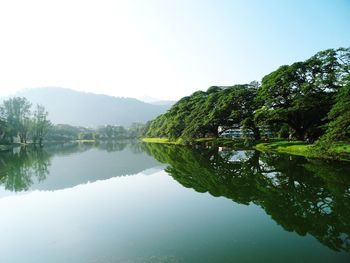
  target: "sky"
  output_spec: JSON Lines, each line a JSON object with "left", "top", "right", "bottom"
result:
{"left": 0, "top": 0, "right": 349, "bottom": 101}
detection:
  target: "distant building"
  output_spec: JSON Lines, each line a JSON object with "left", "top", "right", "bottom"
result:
{"left": 220, "top": 128, "right": 245, "bottom": 138}
{"left": 219, "top": 126, "right": 272, "bottom": 139}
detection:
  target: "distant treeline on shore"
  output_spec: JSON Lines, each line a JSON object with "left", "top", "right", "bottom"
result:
{"left": 0, "top": 97, "right": 147, "bottom": 146}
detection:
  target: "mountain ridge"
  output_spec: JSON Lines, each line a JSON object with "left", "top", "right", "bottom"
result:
{"left": 9, "top": 87, "right": 170, "bottom": 127}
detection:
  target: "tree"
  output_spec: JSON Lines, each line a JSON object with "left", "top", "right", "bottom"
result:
{"left": 127, "top": 122, "right": 146, "bottom": 138}
{"left": 319, "top": 48, "right": 350, "bottom": 142}
{"left": 0, "top": 108, "right": 7, "bottom": 142}
{"left": 321, "top": 84, "right": 350, "bottom": 142}
{"left": 256, "top": 48, "right": 348, "bottom": 141}
{"left": 145, "top": 84, "right": 263, "bottom": 141}
{"left": 2, "top": 97, "right": 32, "bottom": 143}
{"left": 30, "top": 104, "right": 51, "bottom": 146}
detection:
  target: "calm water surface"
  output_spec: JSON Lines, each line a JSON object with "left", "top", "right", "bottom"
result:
{"left": 0, "top": 142, "right": 349, "bottom": 263}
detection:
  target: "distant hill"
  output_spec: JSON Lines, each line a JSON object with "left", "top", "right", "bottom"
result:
{"left": 13, "top": 88, "right": 170, "bottom": 127}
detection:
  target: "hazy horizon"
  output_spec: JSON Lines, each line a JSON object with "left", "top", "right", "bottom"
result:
{"left": 0, "top": 0, "right": 349, "bottom": 101}
{"left": 1, "top": 86, "right": 175, "bottom": 103}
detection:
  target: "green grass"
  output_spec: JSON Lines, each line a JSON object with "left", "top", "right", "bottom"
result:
{"left": 333, "top": 143, "right": 350, "bottom": 154}
{"left": 255, "top": 141, "right": 312, "bottom": 157}
{"left": 143, "top": 137, "right": 256, "bottom": 148}
{"left": 143, "top": 137, "right": 350, "bottom": 161}
{"left": 141, "top": 138, "right": 184, "bottom": 145}
{"left": 256, "top": 140, "right": 350, "bottom": 161}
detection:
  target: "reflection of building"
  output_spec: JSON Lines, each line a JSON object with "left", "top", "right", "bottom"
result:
{"left": 218, "top": 150, "right": 255, "bottom": 162}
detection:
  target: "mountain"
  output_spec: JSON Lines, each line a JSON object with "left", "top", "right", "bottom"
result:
{"left": 14, "top": 88, "right": 170, "bottom": 127}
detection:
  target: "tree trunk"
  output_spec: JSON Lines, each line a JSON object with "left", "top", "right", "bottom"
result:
{"left": 294, "top": 128, "right": 305, "bottom": 141}
{"left": 253, "top": 127, "right": 261, "bottom": 141}
{"left": 211, "top": 125, "right": 219, "bottom": 137}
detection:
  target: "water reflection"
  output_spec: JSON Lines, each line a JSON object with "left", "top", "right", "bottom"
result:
{"left": 0, "top": 147, "right": 51, "bottom": 192}
{"left": 1, "top": 141, "right": 350, "bottom": 254}
{"left": 0, "top": 142, "right": 163, "bottom": 192}
{"left": 143, "top": 143, "right": 350, "bottom": 253}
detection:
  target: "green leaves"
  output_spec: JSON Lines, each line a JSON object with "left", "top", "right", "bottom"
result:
{"left": 146, "top": 84, "right": 262, "bottom": 140}
{"left": 146, "top": 47, "right": 349, "bottom": 143}
{"left": 256, "top": 48, "right": 349, "bottom": 141}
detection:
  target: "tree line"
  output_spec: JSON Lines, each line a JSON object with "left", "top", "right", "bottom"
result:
{"left": 46, "top": 122, "right": 146, "bottom": 142}
{"left": 0, "top": 96, "right": 146, "bottom": 145}
{"left": 145, "top": 47, "right": 350, "bottom": 145}
{"left": 0, "top": 97, "right": 51, "bottom": 146}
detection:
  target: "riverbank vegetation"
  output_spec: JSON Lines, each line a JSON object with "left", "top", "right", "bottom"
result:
{"left": 144, "top": 47, "right": 350, "bottom": 160}
{"left": 143, "top": 137, "right": 263, "bottom": 148}
{"left": 255, "top": 141, "right": 350, "bottom": 161}
{"left": 0, "top": 97, "right": 51, "bottom": 146}
{"left": 0, "top": 97, "right": 147, "bottom": 150}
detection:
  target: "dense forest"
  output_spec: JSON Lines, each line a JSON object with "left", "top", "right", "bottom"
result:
{"left": 145, "top": 48, "right": 350, "bottom": 146}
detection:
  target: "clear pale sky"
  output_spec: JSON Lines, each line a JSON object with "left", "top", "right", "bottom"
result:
{"left": 0, "top": 0, "right": 349, "bottom": 100}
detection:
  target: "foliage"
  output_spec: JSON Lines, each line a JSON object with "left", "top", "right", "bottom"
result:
{"left": 146, "top": 83, "right": 261, "bottom": 140}
{"left": 0, "top": 97, "right": 52, "bottom": 145}
{"left": 0, "top": 146, "right": 51, "bottom": 191}
{"left": 30, "top": 105, "right": 52, "bottom": 145}
{"left": 45, "top": 124, "right": 91, "bottom": 142}
{"left": 45, "top": 123, "right": 147, "bottom": 142}
{"left": 256, "top": 48, "right": 349, "bottom": 141}
{"left": 96, "top": 125, "right": 128, "bottom": 140}
{"left": 321, "top": 83, "right": 350, "bottom": 142}
{"left": 145, "top": 47, "right": 350, "bottom": 144}
{"left": 1, "top": 97, "right": 32, "bottom": 143}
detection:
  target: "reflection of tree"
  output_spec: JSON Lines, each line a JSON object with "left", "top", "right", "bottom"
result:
{"left": 0, "top": 142, "right": 147, "bottom": 192}
{"left": 144, "top": 143, "right": 350, "bottom": 252}
{"left": 44, "top": 141, "right": 129, "bottom": 155}
{"left": 95, "top": 141, "right": 127, "bottom": 152}
{"left": 0, "top": 147, "right": 51, "bottom": 191}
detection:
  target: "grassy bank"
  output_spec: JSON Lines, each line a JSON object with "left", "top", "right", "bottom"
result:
{"left": 255, "top": 141, "right": 312, "bottom": 156}
{"left": 143, "top": 137, "right": 350, "bottom": 161}
{"left": 141, "top": 138, "right": 185, "bottom": 145}
{"left": 142, "top": 137, "right": 259, "bottom": 148}
{"left": 255, "top": 141, "right": 350, "bottom": 162}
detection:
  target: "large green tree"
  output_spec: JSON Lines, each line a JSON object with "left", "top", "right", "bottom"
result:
{"left": 30, "top": 104, "right": 52, "bottom": 146}
{"left": 321, "top": 83, "right": 350, "bottom": 141}
{"left": 256, "top": 48, "right": 349, "bottom": 141}
{"left": 146, "top": 84, "right": 262, "bottom": 141}
{"left": 1, "top": 97, "right": 32, "bottom": 143}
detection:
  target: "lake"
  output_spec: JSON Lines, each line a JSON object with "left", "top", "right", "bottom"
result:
{"left": 0, "top": 142, "right": 349, "bottom": 263}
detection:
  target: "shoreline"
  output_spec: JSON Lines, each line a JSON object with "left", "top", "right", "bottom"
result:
{"left": 142, "top": 138, "right": 350, "bottom": 162}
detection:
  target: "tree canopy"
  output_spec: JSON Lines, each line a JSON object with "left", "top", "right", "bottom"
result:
{"left": 145, "top": 47, "right": 350, "bottom": 143}
{"left": 146, "top": 83, "right": 261, "bottom": 141}
{"left": 0, "top": 97, "right": 51, "bottom": 145}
